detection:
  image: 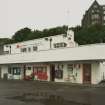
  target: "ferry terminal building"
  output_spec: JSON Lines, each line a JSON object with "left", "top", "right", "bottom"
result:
{"left": 0, "top": 30, "right": 105, "bottom": 84}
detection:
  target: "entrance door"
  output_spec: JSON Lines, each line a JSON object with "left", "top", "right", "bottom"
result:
{"left": 23, "top": 65, "right": 26, "bottom": 79}
{"left": 50, "top": 65, "right": 55, "bottom": 81}
{"left": 83, "top": 64, "right": 91, "bottom": 84}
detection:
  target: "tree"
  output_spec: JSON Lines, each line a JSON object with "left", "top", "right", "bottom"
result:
{"left": 12, "top": 27, "right": 32, "bottom": 42}
{"left": 3, "top": 24, "right": 105, "bottom": 45}
{"left": 0, "top": 38, "right": 13, "bottom": 45}
{"left": 75, "top": 25, "right": 105, "bottom": 45}
{"left": 11, "top": 25, "right": 68, "bottom": 43}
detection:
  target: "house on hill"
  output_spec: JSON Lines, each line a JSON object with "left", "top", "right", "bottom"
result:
{"left": 82, "top": 0, "right": 105, "bottom": 27}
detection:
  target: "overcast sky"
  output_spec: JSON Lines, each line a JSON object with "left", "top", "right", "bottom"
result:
{"left": 0, "top": 0, "right": 105, "bottom": 38}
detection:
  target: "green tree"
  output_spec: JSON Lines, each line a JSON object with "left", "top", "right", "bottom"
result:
{"left": 75, "top": 25, "right": 105, "bottom": 45}
{"left": 12, "top": 27, "right": 32, "bottom": 42}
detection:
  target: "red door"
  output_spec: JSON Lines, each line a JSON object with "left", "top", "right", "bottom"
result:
{"left": 83, "top": 64, "right": 91, "bottom": 84}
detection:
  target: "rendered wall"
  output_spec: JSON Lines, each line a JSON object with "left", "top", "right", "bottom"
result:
{"left": 91, "top": 63, "right": 100, "bottom": 84}
{"left": 99, "top": 62, "right": 105, "bottom": 81}
{"left": 3, "top": 32, "right": 76, "bottom": 54}
{"left": 0, "top": 44, "right": 105, "bottom": 65}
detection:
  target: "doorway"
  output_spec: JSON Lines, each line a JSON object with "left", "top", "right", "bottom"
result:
{"left": 50, "top": 65, "right": 55, "bottom": 81}
{"left": 83, "top": 64, "right": 91, "bottom": 84}
{"left": 23, "top": 65, "right": 26, "bottom": 79}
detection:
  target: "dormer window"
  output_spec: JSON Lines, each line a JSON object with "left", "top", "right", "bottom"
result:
{"left": 53, "top": 42, "right": 67, "bottom": 48}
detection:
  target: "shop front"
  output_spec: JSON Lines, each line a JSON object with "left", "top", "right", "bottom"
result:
{"left": 0, "top": 61, "right": 104, "bottom": 84}
{"left": 23, "top": 64, "right": 50, "bottom": 81}
{"left": 8, "top": 65, "right": 24, "bottom": 80}
{"left": 52, "top": 63, "right": 91, "bottom": 84}
{"left": 53, "top": 63, "right": 82, "bottom": 83}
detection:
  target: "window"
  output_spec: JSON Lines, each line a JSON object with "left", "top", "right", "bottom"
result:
{"left": 26, "top": 66, "right": 32, "bottom": 70}
{"left": 8, "top": 67, "right": 12, "bottom": 74}
{"left": 92, "top": 10, "right": 94, "bottom": 13}
{"left": 33, "top": 66, "right": 48, "bottom": 80}
{"left": 91, "top": 14, "right": 99, "bottom": 20}
{"left": 37, "top": 67, "right": 43, "bottom": 72}
{"left": 28, "top": 67, "right": 31, "bottom": 70}
{"left": 13, "top": 67, "right": 21, "bottom": 75}
{"left": 96, "top": 9, "right": 99, "bottom": 13}
{"left": 103, "top": 6, "right": 105, "bottom": 10}
{"left": 67, "top": 64, "right": 73, "bottom": 74}
{"left": 55, "top": 64, "right": 63, "bottom": 79}
{"left": 42, "top": 67, "right": 46, "bottom": 71}
{"left": 28, "top": 47, "right": 31, "bottom": 52}
{"left": 54, "top": 42, "right": 67, "bottom": 48}
{"left": 21, "top": 48, "right": 27, "bottom": 52}
{"left": 92, "top": 20, "right": 99, "bottom": 25}
{"left": 104, "top": 16, "right": 105, "bottom": 20}
{"left": 33, "top": 46, "right": 38, "bottom": 51}
{"left": 33, "top": 66, "right": 47, "bottom": 73}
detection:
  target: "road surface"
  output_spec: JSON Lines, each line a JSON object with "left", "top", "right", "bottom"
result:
{"left": 0, "top": 80, "right": 105, "bottom": 105}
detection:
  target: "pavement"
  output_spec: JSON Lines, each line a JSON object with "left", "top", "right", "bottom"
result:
{"left": 0, "top": 80, "right": 105, "bottom": 105}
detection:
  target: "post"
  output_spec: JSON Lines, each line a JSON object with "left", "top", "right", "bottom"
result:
{"left": 49, "top": 38, "right": 52, "bottom": 49}
{"left": 9, "top": 46, "right": 11, "bottom": 54}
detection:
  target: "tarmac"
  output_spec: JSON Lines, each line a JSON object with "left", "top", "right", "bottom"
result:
{"left": 0, "top": 80, "right": 105, "bottom": 105}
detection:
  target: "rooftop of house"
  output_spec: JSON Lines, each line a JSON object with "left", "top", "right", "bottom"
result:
{"left": 0, "top": 42, "right": 105, "bottom": 64}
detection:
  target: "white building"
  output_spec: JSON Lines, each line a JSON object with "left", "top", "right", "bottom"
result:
{"left": 0, "top": 30, "right": 105, "bottom": 84}
{"left": 3, "top": 30, "right": 77, "bottom": 54}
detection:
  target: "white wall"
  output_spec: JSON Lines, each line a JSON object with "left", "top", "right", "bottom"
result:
{"left": 99, "top": 62, "right": 105, "bottom": 81}
{"left": 91, "top": 63, "right": 100, "bottom": 84}
{"left": 7, "top": 64, "right": 24, "bottom": 80}
{"left": 3, "top": 38, "right": 49, "bottom": 54}
{"left": 25, "top": 65, "right": 33, "bottom": 76}
{"left": 73, "top": 64, "right": 83, "bottom": 84}
{"left": 0, "top": 44, "right": 105, "bottom": 65}
{"left": 47, "top": 66, "right": 50, "bottom": 81}
{"left": 3, "top": 31, "right": 76, "bottom": 54}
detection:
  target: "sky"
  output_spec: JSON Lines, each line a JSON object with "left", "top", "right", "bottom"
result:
{"left": 0, "top": 0, "right": 105, "bottom": 38}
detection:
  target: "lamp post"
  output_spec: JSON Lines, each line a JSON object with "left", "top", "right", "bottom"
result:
{"left": 49, "top": 38, "right": 52, "bottom": 49}
{"left": 9, "top": 46, "right": 11, "bottom": 54}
